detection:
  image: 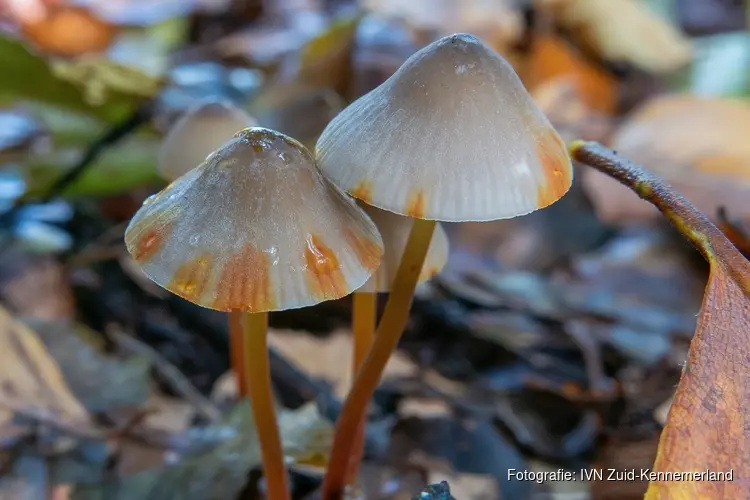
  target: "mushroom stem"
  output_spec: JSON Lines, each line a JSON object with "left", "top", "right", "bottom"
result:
{"left": 352, "top": 291, "right": 377, "bottom": 371}
{"left": 347, "top": 291, "right": 377, "bottom": 484}
{"left": 323, "top": 219, "right": 436, "bottom": 499}
{"left": 242, "top": 312, "right": 291, "bottom": 500}
{"left": 229, "top": 311, "right": 247, "bottom": 397}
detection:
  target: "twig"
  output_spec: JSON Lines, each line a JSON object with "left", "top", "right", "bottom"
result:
{"left": 568, "top": 141, "right": 749, "bottom": 284}
{"left": 40, "top": 102, "right": 155, "bottom": 203}
{"left": 107, "top": 325, "right": 222, "bottom": 423}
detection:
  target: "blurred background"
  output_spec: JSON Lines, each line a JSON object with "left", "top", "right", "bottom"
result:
{"left": 0, "top": 0, "right": 749, "bottom": 499}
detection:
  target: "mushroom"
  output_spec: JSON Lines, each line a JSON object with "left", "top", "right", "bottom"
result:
{"left": 348, "top": 204, "right": 448, "bottom": 482}
{"left": 158, "top": 100, "right": 257, "bottom": 182}
{"left": 125, "top": 127, "right": 384, "bottom": 500}
{"left": 315, "top": 33, "right": 572, "bottom": 496}
{"left": 156, "top": 99, "right": 257, "bottom": 398}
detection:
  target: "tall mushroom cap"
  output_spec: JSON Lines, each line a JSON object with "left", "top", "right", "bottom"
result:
{"left": 126, "top": 127, "right": 384, "bottom": 312}
{"left": 158, "top": 100, "right": 257, "bottom": 181}
{"left": 316, "top": 33, "right": 572, "bottom": 222}
{"left": 359, "top": 204, "right": 449, "bottom": 293}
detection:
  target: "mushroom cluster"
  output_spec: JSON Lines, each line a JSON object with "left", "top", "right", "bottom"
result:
{"left": 123, "top": 32, "right": 572, "bottom": 500}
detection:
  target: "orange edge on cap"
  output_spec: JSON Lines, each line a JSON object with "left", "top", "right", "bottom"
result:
{"left": 343, "top": 228, "right": 381, "bottom": 272}
{"left": 168, "top": 254, "right": 213, "bottom": 303}
{"left": 304, "top": 234, "right": 348, "bottom": 300}
{"left": 132, "top": 222, "right": 173, "bottom": 263}
{"left": 536, "top": 128, "right": 572, "bottom": 208}
{"left": 350, "top": 180, "right": 374, "bottom": 204}
{"left": 213, "top": 243, "right": 276, "bottom": 312}
{"left": 406, "top": 190, "right": 427, "bottom": 218}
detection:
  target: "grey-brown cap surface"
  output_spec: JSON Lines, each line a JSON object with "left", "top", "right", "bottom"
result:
{"left": 315, "top": 33, "right": 572, "bottom": 222}
{"left": 126, "top": 127, "right": 384, "bottom": 312}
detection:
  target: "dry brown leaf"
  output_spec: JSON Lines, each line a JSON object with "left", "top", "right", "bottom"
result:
{"left": 0, "top": 306, "right": 91, "bottom": 444}
{"left": 584, "top": 96, "right": 750, "bottom": 223}
{"left": 268, "top": 329, "right": 417, "bottom": 399}
{"left": 525, "top": 34, "right": 617, "bottom": 114}
{"left": 545, "top": 0, "right": 692, "bottom": 73}
{"left": 17, "top": 4, "right": 117, "bottom": 57}
{"left": 571, "top": 142, "right": 750, "bottom": 498}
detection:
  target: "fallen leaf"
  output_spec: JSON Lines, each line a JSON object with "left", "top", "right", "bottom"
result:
{"left": 18, "top": 4, "right": 117, "bottom": 57}
{"left": 525, "top": 34, "right": 618, "bottom": 114}
{"left": 584, "top": 96, "right": 750, "bottom": 223}
{"left": 0, "top": 306, "right": 92, "bottom": 449}
{"left": 0, "top": 35, "right": 145, "bottom": 123}
{"left": 545, "top": 0, "right": 692, "bottom": 73}
{"left": 570, "top": 141, "right": 750, "bottom": 497}
{"left": 50, "top": 57, "right": 163, "bottom": 107}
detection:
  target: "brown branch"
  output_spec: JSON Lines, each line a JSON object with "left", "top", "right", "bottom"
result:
{"left": 568, "top": 140, "right": 750, "bottom": 289}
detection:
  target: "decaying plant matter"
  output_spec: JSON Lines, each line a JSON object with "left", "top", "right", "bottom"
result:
{"left": 570, "top": 140, "right": 750, "bottom": 498}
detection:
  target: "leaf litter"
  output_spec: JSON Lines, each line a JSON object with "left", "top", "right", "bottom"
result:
{"left": 0, "top": 0, "right": 749, "bottom": 498}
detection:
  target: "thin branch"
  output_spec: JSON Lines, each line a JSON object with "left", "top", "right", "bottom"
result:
{"left": 568, "top": 140, "right": 750, "bottom": 286}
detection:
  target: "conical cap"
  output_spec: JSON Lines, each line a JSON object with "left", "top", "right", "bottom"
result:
{"left": 158, "top": 100, "right": 257, "bottom": 181}
{"left": 126, "top": 127, "right": 384, "bottom": 312}
{"left": 359, "top": 205, "right": 449, "bottom": 293}
{"left": 316, "top": 33, "right": 572, "bottom": 222}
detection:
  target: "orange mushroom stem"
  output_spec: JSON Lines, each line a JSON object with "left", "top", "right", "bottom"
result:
{"left": 323, "top": 218, "right": 436, "bottom": 499}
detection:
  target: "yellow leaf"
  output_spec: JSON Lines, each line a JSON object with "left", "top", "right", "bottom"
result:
{"left": 570, "top": 141, "right": 750, "bottom": 498}
{"left": 545, "top": 0, "right": 692, "bottom": 73}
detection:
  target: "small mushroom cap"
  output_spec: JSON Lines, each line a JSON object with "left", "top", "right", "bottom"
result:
{"left": 126, "top": 127, "right": 384, "bottom": 313}
{"left": 358, "top": 204, "right": 449, "bottom": 293}
{"left": 158, "top": 100, "right": 257, "bottom": 181}
{"left": 316, "top": 33, "right": 572, "bottom": 222}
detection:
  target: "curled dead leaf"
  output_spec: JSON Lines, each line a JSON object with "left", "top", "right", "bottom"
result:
{"left": 571, "top": 141, "right": 750, "bottom": 497}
